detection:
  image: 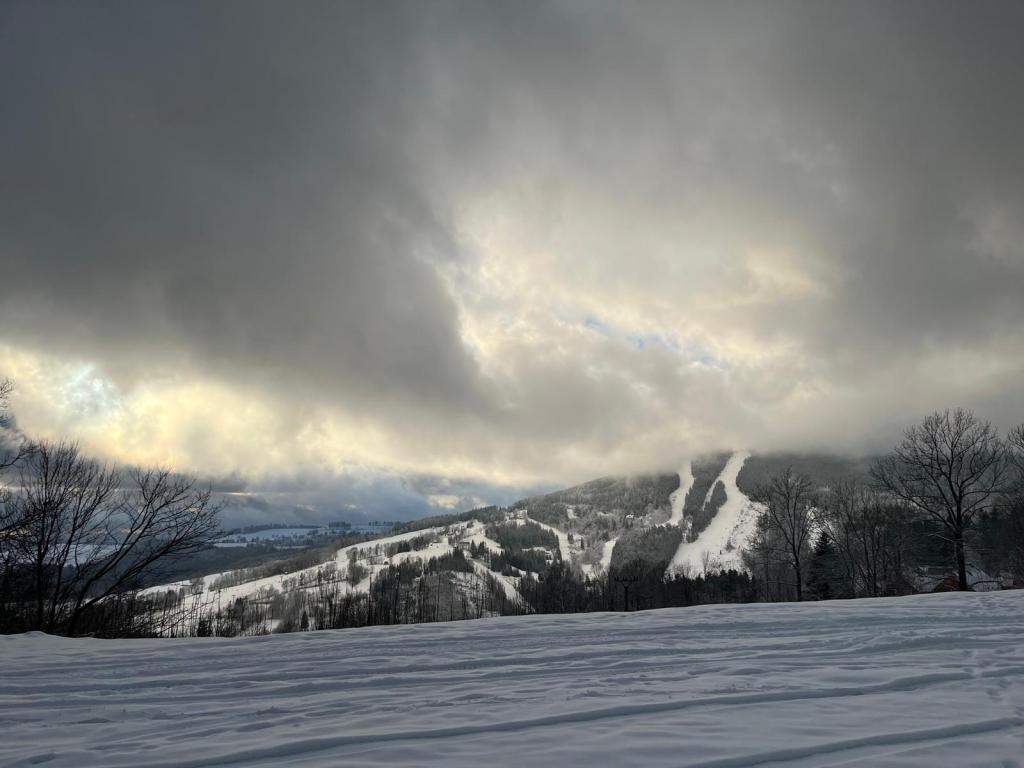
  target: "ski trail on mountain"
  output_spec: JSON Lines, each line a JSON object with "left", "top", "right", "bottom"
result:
{"left": 667, "top": 459, "right": 694, "bottom": 526}
{"left": 470, "top": 560, "right": 521, "bottom": 603}
{"left": 669, "top": 450, "right": 758, "bottom": 575}
{"left": 524, "top": 515, "right": 572, "bottom": 563}
{"left": 600, "top": 538, "right": 617, "bottom": 570}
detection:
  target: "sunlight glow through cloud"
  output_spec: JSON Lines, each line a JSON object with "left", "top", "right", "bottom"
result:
{"left": 2, "top": 2, "right": 1023, "bottom": 505}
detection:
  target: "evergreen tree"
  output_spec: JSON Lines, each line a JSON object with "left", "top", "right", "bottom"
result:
{"left": 807, "top": 533, "right": 837, "bottom": 601}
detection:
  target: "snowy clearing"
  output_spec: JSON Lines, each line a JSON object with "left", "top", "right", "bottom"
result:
{"left": 3, "top": 591, "right": 1024, "bottom": 767}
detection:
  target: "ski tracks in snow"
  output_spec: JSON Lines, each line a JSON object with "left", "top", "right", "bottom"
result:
{"left": 4, "top": 591, "right": 1024, "bottom": 767}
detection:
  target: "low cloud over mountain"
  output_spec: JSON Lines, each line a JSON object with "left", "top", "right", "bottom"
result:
{"left": 3, "top": 2, "right": 1023, "bottom": 500}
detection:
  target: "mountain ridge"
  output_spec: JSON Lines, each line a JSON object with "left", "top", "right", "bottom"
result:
{"left": 140, "top": 449, "right": 879, "bottom": 635}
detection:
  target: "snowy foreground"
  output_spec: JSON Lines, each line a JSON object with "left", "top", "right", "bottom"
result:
{"left": 3, "top": 592, "right": 1024, "bottom": 768}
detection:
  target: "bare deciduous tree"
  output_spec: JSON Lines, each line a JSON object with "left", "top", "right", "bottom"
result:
{"left": 0, "top": 378, "right": 34, "bottom": 473}
{"left": 0, "top": 378, "right": 11, "bottom": 429}
{"left": 5, "top": 440, "right": 221, "bottom": 634}
{"left": 992, "top": 424, "right": 1024, "bottom": 583}
{"left": 816, "top": 481, "right": 910, "bottom": 598}
{"left": 1008, "top": 424, "right": 1024, "bottom": 481}
{"left": 13, "top": 442, "right": 121, "bottom": 631}
{"left": 871, "top": 409, "right": 1011, "bottom": 591}
{"left": 751, "top": 468, "right": 816, "bottom": 601}
{"left": 68, "top": 465, "right": 222, "bottom": 634}
{"left": 700, "top": 549, "right": 720, "bottom": 577}
{"left": 1, "top": 378, "right": 36, "bottom": 601}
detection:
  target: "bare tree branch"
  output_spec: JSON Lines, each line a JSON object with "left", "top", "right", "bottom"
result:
{"left": 2, "top": 439, "right": 221, "bottom": 635}
{"left": 751, "top": 467, "right": 816, "bottom": 601}
{"left": 871, "top": 409, "right": 1011, "bottom": 591}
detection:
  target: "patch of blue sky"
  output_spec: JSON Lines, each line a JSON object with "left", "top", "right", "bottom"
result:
{"left": 581, "top": 314, "right": 727, "bottom": 369}
{"left": 682, "top": 341, "right": 727, "bottom": 369}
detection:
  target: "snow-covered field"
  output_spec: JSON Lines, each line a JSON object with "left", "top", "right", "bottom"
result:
{"left": 4, "top": 590, "right": 1024, "bottom": 767}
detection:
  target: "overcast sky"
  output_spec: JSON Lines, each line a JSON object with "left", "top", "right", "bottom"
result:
{"left": 2, "top": 1, "right": 1023, "bottom": 516}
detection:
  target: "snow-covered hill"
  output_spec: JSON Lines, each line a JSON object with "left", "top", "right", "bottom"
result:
{"left": 511, "top": 449, "right": 771, "bottom": 578}
{"left": 141, "top": 517, "right": 533, "bottom": 632}
{"left": 146, "top": 526, "right": 463, "bottom": 603}
{"left": 4, "top": 590, "right": 1024, "bottom": 767}
{"left": 137, "top": 450, "right": 874, "bottom": 633}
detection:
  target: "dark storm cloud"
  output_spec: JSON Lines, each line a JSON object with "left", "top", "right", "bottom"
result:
{"left": 768, "top": 4, "right": 1024, "bottom": 349}
{"left": 2, "top": 1, "right": 1023, "bottom": 489}
{"left": 0, "top": 1, "right": 484, "bottom": 414}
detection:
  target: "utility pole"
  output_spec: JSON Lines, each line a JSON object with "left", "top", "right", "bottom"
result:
{"left": 613, "top": 574, "right": 640, "bottom": 612}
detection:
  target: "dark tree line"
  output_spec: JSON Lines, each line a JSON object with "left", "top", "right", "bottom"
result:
{"left": 748, "top": 409, "right": 1024, "bottom": 601}
{"left": 485, "top": 520, "right": 560, "bottom": 574}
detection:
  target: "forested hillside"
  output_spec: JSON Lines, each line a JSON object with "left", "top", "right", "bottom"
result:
{"left": 4, "top": 402, "right": 1023, "bottom": 639}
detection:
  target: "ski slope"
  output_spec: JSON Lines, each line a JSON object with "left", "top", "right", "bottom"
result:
{"left": 470, "top": 560, "right": 520, "bottom": 604}
{"left": 138, "top": 519, "right": 528, "bottom": 633}
{"left": 669, "top": 449, "right": 761, "bottom": 574}
{"left": 600, "top": 537, "right": 617, "bottom": 570}
{"left": 145, "top": 523, "right": 500, "bottom": 605}
{"left": 4, "top": 591, "right": 1024, "bottom": 767}
{"left": 522, "top": 514, "right": 573, "bottom": 562}
{"left": 667, "top": 459, "right": 694, "bottom": 526}
{"left": 142, "top": 527, "right": 444, "bottom": 601}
